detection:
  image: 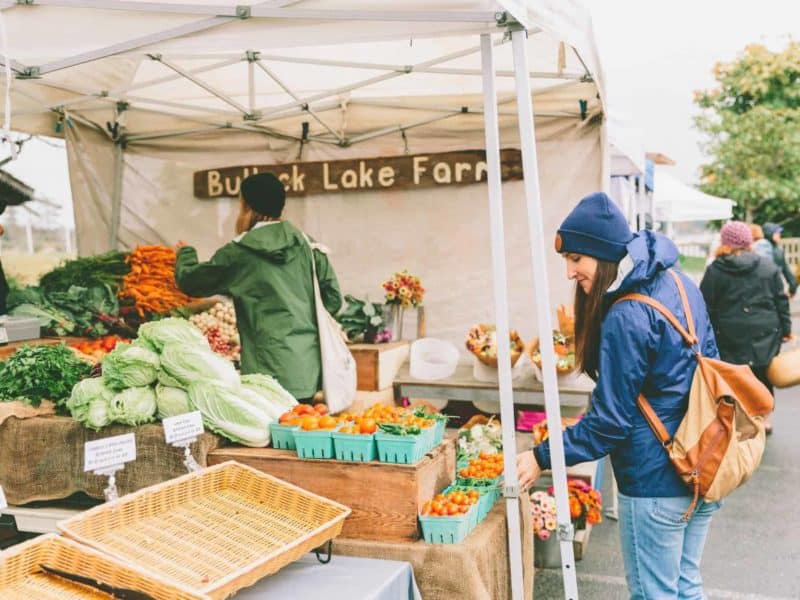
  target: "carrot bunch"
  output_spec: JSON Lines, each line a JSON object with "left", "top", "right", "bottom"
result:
{"left": 118, "top": 245, "right": 196, "bottom": 317}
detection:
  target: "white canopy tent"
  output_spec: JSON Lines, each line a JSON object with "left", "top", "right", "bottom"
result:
{"left": 654, "top": 169, "right": 734, "bottom": 223}
{"left": 0, "top": 3, "right": 609, "bottom": 597}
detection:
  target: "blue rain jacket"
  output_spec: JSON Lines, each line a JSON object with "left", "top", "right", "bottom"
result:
{"left": 534, "top": 231, "right": 719, "bottom": 497}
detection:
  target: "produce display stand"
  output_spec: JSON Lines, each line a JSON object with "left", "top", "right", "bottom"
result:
{"left": 393, "top": 363, "right": 592, "bottom": 418}
{"left": 0, "top": 416, "right": 224, "bottom": 506}
{"left": 332, "top": 496, "right": 534, "bottom": 600}
{"left": 207, "top": 438, "right": 456, "bottom": 542}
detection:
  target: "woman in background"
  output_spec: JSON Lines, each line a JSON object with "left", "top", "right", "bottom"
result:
{"left": 700, "top": 221, "right": 790, "bottom": 434}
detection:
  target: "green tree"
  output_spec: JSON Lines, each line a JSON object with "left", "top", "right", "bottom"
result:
{"left": 695, "top": 42, "right": 800, "bottom": 232}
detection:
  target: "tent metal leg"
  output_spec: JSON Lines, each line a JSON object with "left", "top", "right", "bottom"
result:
{"left": 479, "top": 33, "right": 524, "bottom": 600}
{"left": 511, "top": 28, "right": 579, "bottom": 599}
{"left": 109, "top": 142, "right": 123, "bottom": 250}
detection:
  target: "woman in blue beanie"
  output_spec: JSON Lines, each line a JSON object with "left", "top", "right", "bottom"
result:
{"left": 517, "top": 192, "right": 721, "bottom": 599}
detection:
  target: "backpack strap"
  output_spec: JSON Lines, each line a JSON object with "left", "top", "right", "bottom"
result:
{"left": 613, "top": 269, "right": 701, "bottom": 453}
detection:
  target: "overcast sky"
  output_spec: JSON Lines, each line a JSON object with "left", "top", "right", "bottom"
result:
{"left": 589, "top": 0, "right": 797, "bottom": 182}
{"left": 1, "top": 0, "right": 797, "bottom": 227}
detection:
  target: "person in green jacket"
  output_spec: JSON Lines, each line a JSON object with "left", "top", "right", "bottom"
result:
{"left": 175, "top": 172, "right": 343, "bottom": 401}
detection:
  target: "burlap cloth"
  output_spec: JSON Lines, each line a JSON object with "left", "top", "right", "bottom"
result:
{"left": 0, "top": 416, "right": 224, "bottom": 505}
{"left": 0, "top": 400, "right": 56, "bottom": 424}
{"left": 333, "top": 494, "right": 533, "bottom": 600}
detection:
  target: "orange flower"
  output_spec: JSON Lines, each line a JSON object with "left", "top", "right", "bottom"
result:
{"left": 569, "top": 496, "right": 583, "bottom": 520}
{"left": 587, "top": 507, "right": 602, "bottom": 525}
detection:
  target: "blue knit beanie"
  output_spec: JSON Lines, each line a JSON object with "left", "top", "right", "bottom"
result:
{"left": 555, "top": 192, "right": 634, "bottom": 262}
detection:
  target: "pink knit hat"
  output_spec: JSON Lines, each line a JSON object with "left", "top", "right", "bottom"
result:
{"left": 720, "top": 221, "right": 753, "bottom": 249}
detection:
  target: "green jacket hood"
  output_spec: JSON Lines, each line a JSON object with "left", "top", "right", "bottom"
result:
{"left": 234, "top": 221, "right": 304, "bottom": 264}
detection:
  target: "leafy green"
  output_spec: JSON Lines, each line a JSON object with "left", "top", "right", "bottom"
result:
{"left": 240, "top": 373, "right": 298, "bottom": 411}
{"left": 101, "top": 343, "right": 160, "bottom": 390}
{"left": 188, "top": 379, "right": 272, "bottom": 447}
{"left": 160, "top": 342, "right": 238, "bottom": 388}
{"left": 0, "top": 344, "right": 91, "bottom": 409}
{"left": 110, "top": 386, "right": 157, "bottom": 426}
{"left": 136, "top": 318, "right": 209, "bottom": 353}
{"left": 39, "top": 251, "right": 130, "bottom": 296}
{"left": 155, "top": 384, "right": 191, "bottom": 419}
{"left": 335, "top": 295, "right": 386, "bottom": 342}
{"left": 67, "top": 377, "right": 115, "bottom": 423}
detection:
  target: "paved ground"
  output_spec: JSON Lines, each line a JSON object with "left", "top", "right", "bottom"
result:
{"left": 533, "top": 320, "right": 800, "bottom": 600}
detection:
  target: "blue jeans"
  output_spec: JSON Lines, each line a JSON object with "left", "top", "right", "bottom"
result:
{"left": 618, "top": 492, "right": 721, "bottom": 599}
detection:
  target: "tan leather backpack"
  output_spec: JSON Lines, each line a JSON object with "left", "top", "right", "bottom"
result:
{"left": 617, "top": 270, "right": 774, "bottom": 520}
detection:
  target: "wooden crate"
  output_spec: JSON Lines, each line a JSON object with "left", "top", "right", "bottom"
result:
{"left": 207, "top": 438, "right": 455, "bottom": 543}
{"left": 349, "top": 341, "right": 409, "bottom": 391}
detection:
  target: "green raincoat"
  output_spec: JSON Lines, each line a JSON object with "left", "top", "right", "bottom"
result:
{"left": 175, "top": 221, "right": 342, "bottom": 399}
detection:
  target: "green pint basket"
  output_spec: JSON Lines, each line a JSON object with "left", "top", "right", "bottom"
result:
{"left": 292, "top": 428, "right": 336, "bottom": 459}
{"left": 375, "top": 431, "right": 428, "bottom": 465}
{"left": 270, "top": 423, "right": 300, "bottom": 450}
{"left": 332, "top": 432, "right": 377, "bottom": 462}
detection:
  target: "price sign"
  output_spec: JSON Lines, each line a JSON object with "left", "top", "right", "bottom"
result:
{"left": 0, "top": 485, "right": 7, "bottom": 510}
{"left": 163, "top": 411, "right": 204, "bottom": 445}
{"left": 84, "top": 433, "right": 136, "bottom": 473}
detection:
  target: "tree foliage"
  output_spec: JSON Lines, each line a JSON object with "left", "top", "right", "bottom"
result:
{"left": 695, "top": 42, "right": 800, "bottom": 232}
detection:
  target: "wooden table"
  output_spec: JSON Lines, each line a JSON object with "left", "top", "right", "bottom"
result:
{"left": 0, "top": 336, "right": 88, "bottom": 359}
{"left": 393, "top": 364, "right": 593, "bottom": 417}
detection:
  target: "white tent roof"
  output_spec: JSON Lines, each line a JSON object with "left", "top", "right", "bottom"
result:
{"left": 1, "top": 0, "right": 604, "bottom": 148}
{"left": 654, "top": 169, "right": 734, "bottom": 222}
{"left": 608, "top": 114, "right": 645, "bottom": 176}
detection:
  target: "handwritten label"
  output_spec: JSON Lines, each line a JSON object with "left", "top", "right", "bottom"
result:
{"left": 163, "top": 411, "right": 204, "bottom": 445}
{"left": 0, "top": 485, "right": 7, "bottom": 510}
{"left": 84, "top": 433, "right": 136, "bottom": 473}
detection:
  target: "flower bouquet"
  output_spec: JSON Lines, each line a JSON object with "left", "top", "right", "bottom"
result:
{"left": 383, "top": 270, "right": 424, "bottom": 308}
{"left": 547, "top": 479, "right": 603, "bottom": 531}
{"left": 530, "top": 490, "right": 558, "bottom": 542}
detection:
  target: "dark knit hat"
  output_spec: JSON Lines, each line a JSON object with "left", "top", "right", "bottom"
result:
{"left": 555, "top": 192, "right": 634, "bottom": 262}
{"left": 240, "top": 172, "right": 286, "bottom": 217}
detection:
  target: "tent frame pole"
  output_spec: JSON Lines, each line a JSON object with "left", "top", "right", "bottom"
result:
{"left": 479, "top": 32, "right": 524, "bottom": 600}
{"left": 511, "top": 27, "right": 579, "bottom": 600}
{"left": 109, "top": 140, "right": 124, "bottom": 250}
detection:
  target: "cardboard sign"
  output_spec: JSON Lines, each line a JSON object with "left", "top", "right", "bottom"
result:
{"left": 84, "top": 433, "right": 136, "bottom": 473}
{"left": 163, "top": 411, "right": 205, "bottom": 445}
{"left": 0, "top": 485, "right": 7, "bottom": 510}
{"left": 193, "top": 148, "right": 523, "bottom": 198}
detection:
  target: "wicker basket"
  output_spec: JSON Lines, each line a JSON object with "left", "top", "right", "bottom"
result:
{"left": 58, "top": 461, "right": 351, "bottom": 599}
{"left": 0, "top": 534, "right": 203, "bottom": 600}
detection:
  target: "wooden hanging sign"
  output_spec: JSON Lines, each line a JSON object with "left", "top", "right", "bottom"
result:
{"left": 193, "top": 148, "right": 523, "bottom": 198}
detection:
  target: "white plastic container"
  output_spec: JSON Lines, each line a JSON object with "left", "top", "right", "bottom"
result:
{"left": 0, "top": 315, "right": 41, "bottom": 342}
{"left": 409, "top": 338, "right": 459, "bottom": 381}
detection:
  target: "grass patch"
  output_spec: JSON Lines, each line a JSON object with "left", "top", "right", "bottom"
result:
{"left": 679, "top": 255, "right": 707, "bottom": 275}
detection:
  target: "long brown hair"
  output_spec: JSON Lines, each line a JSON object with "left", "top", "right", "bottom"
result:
{"left": 235, "top": 197, "right": 277, "bottom": 234}
{"left": 574, "top": 259, "right": 619, "bottom": 378}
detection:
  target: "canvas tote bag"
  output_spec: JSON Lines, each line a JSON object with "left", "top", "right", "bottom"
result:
{"left": 616, "top": 270, "right": 773, "bottom": 519}
{"left": 304, "top": 234, "right": 356, "bottom": 413}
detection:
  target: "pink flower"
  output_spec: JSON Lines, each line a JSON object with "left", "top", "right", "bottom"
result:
{"left": 537, "top": 529, "right": 551, "bottom": 541}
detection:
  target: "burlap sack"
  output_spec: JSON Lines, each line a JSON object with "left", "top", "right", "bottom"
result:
{"left": 0, "top": 401, "right": 56, "bottom": 425}
{"left": 333, "top": 494, "right": 533, "bottom": 600}
{"left": 0, "top": 416, "right": 224, "bottom": 505}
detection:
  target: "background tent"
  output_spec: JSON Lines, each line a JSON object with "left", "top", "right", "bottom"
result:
{"left": 654, "top": 168, "right": 734, "bottom": 222}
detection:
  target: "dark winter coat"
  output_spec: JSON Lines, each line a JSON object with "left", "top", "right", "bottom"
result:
{"left": 762, "top": 223, "right": 797, "bottom": 294}
{"left": 534, "top": 231, "right": 719, "bottom": 498}
{"left": 700, "top": 251, "right": 790, "bottom": 368}
{"left": 175, "top": 221, "right": 342, "bottom": 399}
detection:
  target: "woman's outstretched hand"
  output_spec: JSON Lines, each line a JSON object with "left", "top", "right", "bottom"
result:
{"left": 517, "top": 450, "right": 542, "bottom": 492}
